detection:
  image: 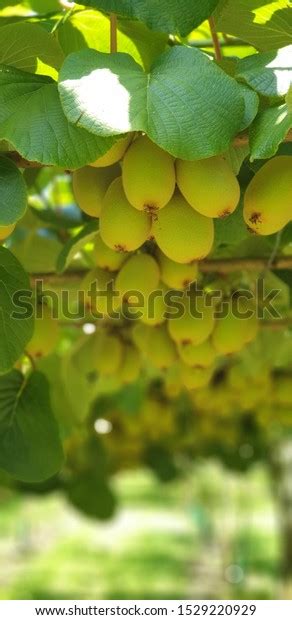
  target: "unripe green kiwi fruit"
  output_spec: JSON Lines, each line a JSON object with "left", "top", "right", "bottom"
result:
{"left": 152, "top": 191, "right": 214, "bottom": 263}
{"left": 93, "top": 232, "right": 129, "bottom": 272}
{"left": 144, "top": 324, "right": 177, "bottom": 370}
{"left": 26, "top": 305, "right": 60, "bottom": 358}
{"left": 119, "top": 344, "right": 141, "bottom": 384}
{"left": 212, "top": 298, "right": 258, "bottom": 355}
{"left": 156, "top": 249, "right": 198, "bottom": 290}
{"left": 100, "top": 178, "right": 151, "bottom": 252}
{"left": 72, "top": 164, "right": 119, "bottom": 217}
{"left": 122, "top": 135, "right": 176, "bottom": 213}
{"left": 139, "top": 282, "right": 168, "bottom": 326}
{"left": 243, "top": 156, "right": 292, "bottom": 235}
{"left": 94, "top": 331, "right": 123, "bottom": 376}
{"left": 115, "top": 253, "right": 160, "bottom": 306}
{"left": 178, "top": 339, "right": 217, "bottom": 368}
{"left": 176, "top": 155, "right": 240, "bottom": 218}
{"left": 168, "top": 292, "right": 215, "bottom": 346}
{"left": 81, "top": 268, "right": 119, "bottom": 317}
{"left": 90, "top": 135, "right": 132, "bottom": 167}
{"left": 180, "top": 362, "right": 214, "bottom": 391}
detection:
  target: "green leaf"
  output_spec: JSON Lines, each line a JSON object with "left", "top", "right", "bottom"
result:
{"left": 0, "top": 65, "right": 115, "bottom": 168}
{"left": 249, "top": 103, "right": 292, "bottom": 160}
{"left": 11, "top": 232, "right": 63, "bottom": 273}
{"left": 238, "top": 85, "right": 259, "bottom": 130}
{"left": 57, "top": 9, "right": 167, "bottom": 72}
{"left": 224, "top": 144, "right": 250, "bottom": 175}
{"left": 0, "top": 22, "right": 64, "bottom": 79}
{"left": 80, "top": 0, "right": 221, "bottom": 36}
{"left": 59, "top": 47, "right": 245, "bottom": 160}
{"left": 145, "top": 445, "right": 179, "bottom": 482}
{"left": 38, "top": 354, "right": 80, "bottom": 435}
{"left": 215, "top": 0, "right": 292, "bottom": 51}
{"left": 67, "top": 472, "right": 116, "bottom": 520}
{"left": 30, "top": 206, "right": 83, "bottom": 230}
{"left": 28, "top": 0, "right": 60, "bottom": 10}
{"left": 0, "top": 246, "right": 34, "bottom": 374}
{"left": 214, "top": 201, "right": 249, "bottom": 249}
{"left": 287, "top": 84, "right": 292, "bottom": 112}
{"left": 59, "top": 50, "right": 147, "bottom": 136}
{"left": 236, "top": 46, "right": 292, "bottom": 98}
{"left": 61, "top": 338, "right": 100, "bottom": 422}
{"left": 0, "top": 155, "right": 27, "bottom": 225}
{"left": 56, "top": 221, "right": 98, "bottom": 274}
{"left": 0, "top": 370, "right": 63, "bottom": 482}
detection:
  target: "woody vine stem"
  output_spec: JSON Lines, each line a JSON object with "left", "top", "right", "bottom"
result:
{"left": 208, "top": 16, "right": 222, "bottom": 62}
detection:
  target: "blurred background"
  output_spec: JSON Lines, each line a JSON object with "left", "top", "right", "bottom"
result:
{"left": 0, "top": 459, "right": 289, "bottom": 600}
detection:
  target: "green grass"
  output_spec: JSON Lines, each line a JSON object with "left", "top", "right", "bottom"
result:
{"left": 0, "top": 466, "right": 282, "bottom": 600}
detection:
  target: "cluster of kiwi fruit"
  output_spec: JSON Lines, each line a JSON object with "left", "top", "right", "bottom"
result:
{"left": 26, "top": 273, "right": 259, "bottom": 399}
{"left": 23, "top": 132, "right": 280, "bottom": 393}
{"left": 19, "top": 135, "right": 290, "bottom": 398}
{"left": 73, "top": 133, "right": 240, "bottom": 261}
{"left": 190, "top": 366, "right": 292, "bottom": 441}
{"left": 85, "top": 365, "right": 292, "bottom": 479}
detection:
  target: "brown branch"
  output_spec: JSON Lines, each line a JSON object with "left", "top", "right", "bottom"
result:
{"left": 233, "top": 128, "right": 292, "bottom": 148}
{"left": 57, "top": 319, "right": 292, "bottom": 331}
{"left": 208, "top": 16, "right": 222, "bottom": 62}
{"left": 199, "top": 256, "right": 292, "bottom": 274}
{"left": 110, "top": 13, "right": 118, "bottom": 54}
{"left": 262, "top": 319, "right": 292, "bottom": 331}
{"left": 29, "top": 256, "right": 292, "bottom": 286}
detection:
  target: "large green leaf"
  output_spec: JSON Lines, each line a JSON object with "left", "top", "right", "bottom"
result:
{"left": 0, "top": 22, "right": 64, "bottom": 78}
{"left": 67, "top": 472, "right": 116, "bottom": 520}
{"left": 0, "top": 370, "right": 63, "bottom": 482}
{"left": 59, "top": 47, "right": 245, "bottom": 159}
{"left": 38, "top": 354, "right": 80, "bottom": 435}
{"left": 0, "top": 246, "right": 34, "bottom": 374}
{"left": 236, "top": 46, "right": 292, "bottom": 97}
{"left": 80, "top": 0, "right": 221, "bottom": 36}
{"left": 224, "top": 144, "right": 250, "bottom": 175}
{"left": 249, "top": 103, "right": 292, "bottom": 160}
{"left": 0, "top": 155, "right": 27, "bottom": 225}
{"left": 12, "top": 232, "right": 63, "bottom": 273}
{"left": 0, "top": 65, "right": 115, "bottom": 168}
{"left": 59, "top": 50, "right": 146, "bottom": 136}
{"left": 215, "top": 0, "right": 292, "bottom": 51}
{"left": 235, "top": 85, "right": 259, "bottom": 131}
{"left": 0, "top": 0, "right": 60, "bottom": 12}
{"left": 56, "top": 221, "right": 98, "bottom": 274}
{"left": 57, "top": 9, "right": 167, "bottom": 72}
{"left": 61, "top": 337, "right": 101, "bottom": 422}
{"left": 214, "top": 201, "right": 249, "bottom": 249}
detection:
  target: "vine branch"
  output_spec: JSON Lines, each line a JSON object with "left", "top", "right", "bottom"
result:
{"left": 208, "top": 16, "right": 222, "bottom": 62}
{"left": 110, "top": 13, "right": 118, "bottom": 54}
{"left": 30, "top": 256, "right": 292, "bottom": 285}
